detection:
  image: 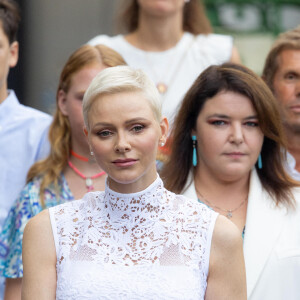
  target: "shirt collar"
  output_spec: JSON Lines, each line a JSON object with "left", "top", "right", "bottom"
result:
{"left": 0, "top": 90, "right": 19, "bottom": 114}
{"left": 285, "top": 151, "right": 300, "bottom": 180}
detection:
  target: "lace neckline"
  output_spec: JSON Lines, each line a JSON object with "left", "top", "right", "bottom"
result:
{"left": 104, "top": 175, "right": 166, "bottom": 223}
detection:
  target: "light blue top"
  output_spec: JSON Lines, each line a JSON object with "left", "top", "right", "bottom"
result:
{"left": 0, "top": 90, "right": 52, "bottom": 230}
{"left": 0, "top": 174, "right": 74, "bottom": 278}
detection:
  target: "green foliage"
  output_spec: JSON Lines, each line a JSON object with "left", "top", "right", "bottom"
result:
{"left": 203, "top": 0, "right": 300, "bottom": 34}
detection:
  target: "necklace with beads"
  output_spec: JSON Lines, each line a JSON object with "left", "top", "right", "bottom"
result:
{"left": 195, "top": 188, "right": 248, "bottom": 219}
{"left": 71, "top": 149, "right": 89, "bottom": 162}
{"left": 68, "top": 158, "right": 106, "bottom": 192}
{"left": 71, "top": 149, "right": 96, "bottom": 163}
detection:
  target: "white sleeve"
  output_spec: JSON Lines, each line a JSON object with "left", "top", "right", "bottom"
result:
{"left": 196, "top": 33, "right": 234, "bottom": 63}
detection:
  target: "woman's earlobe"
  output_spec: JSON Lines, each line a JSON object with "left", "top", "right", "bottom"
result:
{"left": 160, "top": 117, "right": 169, "bottom": 138}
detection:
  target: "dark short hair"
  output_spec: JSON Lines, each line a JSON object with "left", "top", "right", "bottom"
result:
{"left": 0, "top": 0, "right": 20, "bottom": 44}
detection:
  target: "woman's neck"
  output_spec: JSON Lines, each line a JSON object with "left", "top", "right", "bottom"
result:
{"left": 67, "top": 155, "right": 102, "bottom": 175}
{"left": 107, "top": 166, "right": 158, "bottom": 195}
{"left": 193, "top": 167, "right": 250, "bottom": 233}
{"left": 68, "top": 142, "right": 103, "bottom": 176}
{"left": 194, "top": 168, "right": 250, "bottom": 209}
{"left": 125, "top": 13, "right": 184, "bottom": 51}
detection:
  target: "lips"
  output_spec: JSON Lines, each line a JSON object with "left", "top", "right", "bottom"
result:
{"left": 224, "top": 152, "right": 245, "bottom": 158}
{"left": 289, "top": 105, "right": 300, "bottom": 113}
{"left": 112, "top": 158, "right": 138, "bottom": 167}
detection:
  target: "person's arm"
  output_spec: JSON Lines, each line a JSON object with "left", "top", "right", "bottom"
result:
{"left": 230, "top": 45, "right": 241, "bottom": 64}
{"left": 1, "top": 180, "right": 44, "bottom": 300}
{"left": 205, "top": 215, "right": 247, "bottom": 300}
{"left": 21, "top": 210, "right": 56, "bottom": 300}
{"left": 4, "top": 278, "right": 22, "bottom": 300}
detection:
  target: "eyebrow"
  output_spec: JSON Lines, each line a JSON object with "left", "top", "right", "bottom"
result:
{"left": 284, "top": 70, "right": 300, "bottom": 75}
{"left": 207, "top": 114, "right": 258, "bottom": 119}
{"left": 74, "top": 90, "right": 86, "bottom": 94}
{"left": 93, "top": 117, "right": 150, "bottom": 127}
{"left": 124, "top": 117, "right": 150, "bottom": 124}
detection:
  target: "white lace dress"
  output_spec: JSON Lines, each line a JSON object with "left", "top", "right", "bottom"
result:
{"left": 49, "top": 176, "right": 218, "bottom": 300}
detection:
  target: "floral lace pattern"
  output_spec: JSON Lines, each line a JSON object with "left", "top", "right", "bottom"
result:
{"left": 50, "top": 176, "right": 218, "bottom": 300}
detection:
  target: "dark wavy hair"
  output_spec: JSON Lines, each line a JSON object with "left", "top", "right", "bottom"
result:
{"left": 161, "top": 63, "right": 298, "bottom": 208}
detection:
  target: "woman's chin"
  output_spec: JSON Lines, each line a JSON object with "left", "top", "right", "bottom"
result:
{"left": 217, "top": 167, "right": 252, "bottom": 182}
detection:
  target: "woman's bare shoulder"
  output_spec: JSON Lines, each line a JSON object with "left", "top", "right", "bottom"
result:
{"left": 24, "top": 209, "right": 51, "bottom": 235}
{"left": 23, "top": 209, "right": 54, "bottom": 258}
{"left": 212, "top": 215, "right": 242, "bottom": 252}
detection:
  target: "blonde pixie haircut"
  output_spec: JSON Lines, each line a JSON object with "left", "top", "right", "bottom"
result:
{"left": 83, "top": 66, "right": 162, "bottom": 130}
{"left": 26, "top": 44, "right": 126, "bottom": 205}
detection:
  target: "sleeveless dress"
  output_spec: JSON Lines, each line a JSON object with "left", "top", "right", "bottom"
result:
{"left": 49, "top": 176, "right": 218, "bottom": 299}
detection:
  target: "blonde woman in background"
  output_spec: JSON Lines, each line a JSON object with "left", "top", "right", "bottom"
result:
{"left": 0, "top": 44, "right": 126, "bottom": 300}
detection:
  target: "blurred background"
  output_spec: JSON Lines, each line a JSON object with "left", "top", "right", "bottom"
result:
{"left": 10, "top": 0, "right": 300, "bottom": 114}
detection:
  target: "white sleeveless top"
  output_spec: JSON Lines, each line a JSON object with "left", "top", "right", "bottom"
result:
{"left": 49, "top": 176, "right": 218, "bottom": 299}
{"left": 88, "top": 32, "right": 233, "bottom": 126}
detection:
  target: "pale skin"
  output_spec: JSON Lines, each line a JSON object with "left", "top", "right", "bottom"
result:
{"left": 272, "top": 49, "right": 300, "bottom": 172}
{"left": 22, "top": 91, "right": 246, "bottom": 299}
{"left": 206, "top": 215, "right": 246, "bottom": 299}
{"left": 6, "top": 65, "right": 107, "bottom": 300}
{"left": 193, "top": 91, "right": 264, "bottom": 234}
{"left": 0, "top": 25, "right": 19, "bottom": 104}
{"left": 57, "top": 64, "right": 107, "bottom": 199}
{"left": 22, "top": 210, "right": 57, "bottom": 300}
{"left": 125, "top": 0, "right": 240, "bottom": 62}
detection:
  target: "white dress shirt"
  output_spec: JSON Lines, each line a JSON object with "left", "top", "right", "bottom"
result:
{"left": 285, "top": 151, "right": 300, "bottom": 181}
{"left": 0, "top": 90, "right": 52, "bottom": 229}
{"left": 183, "top": 169, "right": 300, "bottom": 299}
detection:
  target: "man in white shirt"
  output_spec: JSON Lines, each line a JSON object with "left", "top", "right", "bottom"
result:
{"left": 0, "top": 1, "right": 51, "bottom": 297}
{"left": 262, "top": 26, "right": 300, "bottom": 181}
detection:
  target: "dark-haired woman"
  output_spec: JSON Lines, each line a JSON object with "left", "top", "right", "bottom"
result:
{"left": 161, "top": 63, "right": 300, "bottom": 300}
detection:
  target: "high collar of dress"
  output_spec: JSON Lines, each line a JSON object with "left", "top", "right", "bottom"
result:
{"left": 103, "top": 175, "right": 166, "bottom": 223}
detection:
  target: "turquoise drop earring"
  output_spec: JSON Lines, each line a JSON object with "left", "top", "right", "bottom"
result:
{"left": 258, "top": 154, "right": 263, "bottom": 169}
{"left": 192, "top": 135, "right": 197, "bottom": 167}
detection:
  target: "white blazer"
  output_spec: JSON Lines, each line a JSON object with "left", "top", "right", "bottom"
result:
{"left": 183, "top": 169, "right": 300, "bottom": 300}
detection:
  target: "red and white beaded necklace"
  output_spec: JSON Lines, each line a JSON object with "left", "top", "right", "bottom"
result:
{"left": 68, "top": 150, "right": 105, "bottom": 191}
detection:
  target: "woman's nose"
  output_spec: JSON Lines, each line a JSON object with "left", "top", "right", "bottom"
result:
{"left": 229, "top": 124, "right": 244, "bottom": 144}
{"left": 114, "top": 133, "right": 131, "bottom": 153}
